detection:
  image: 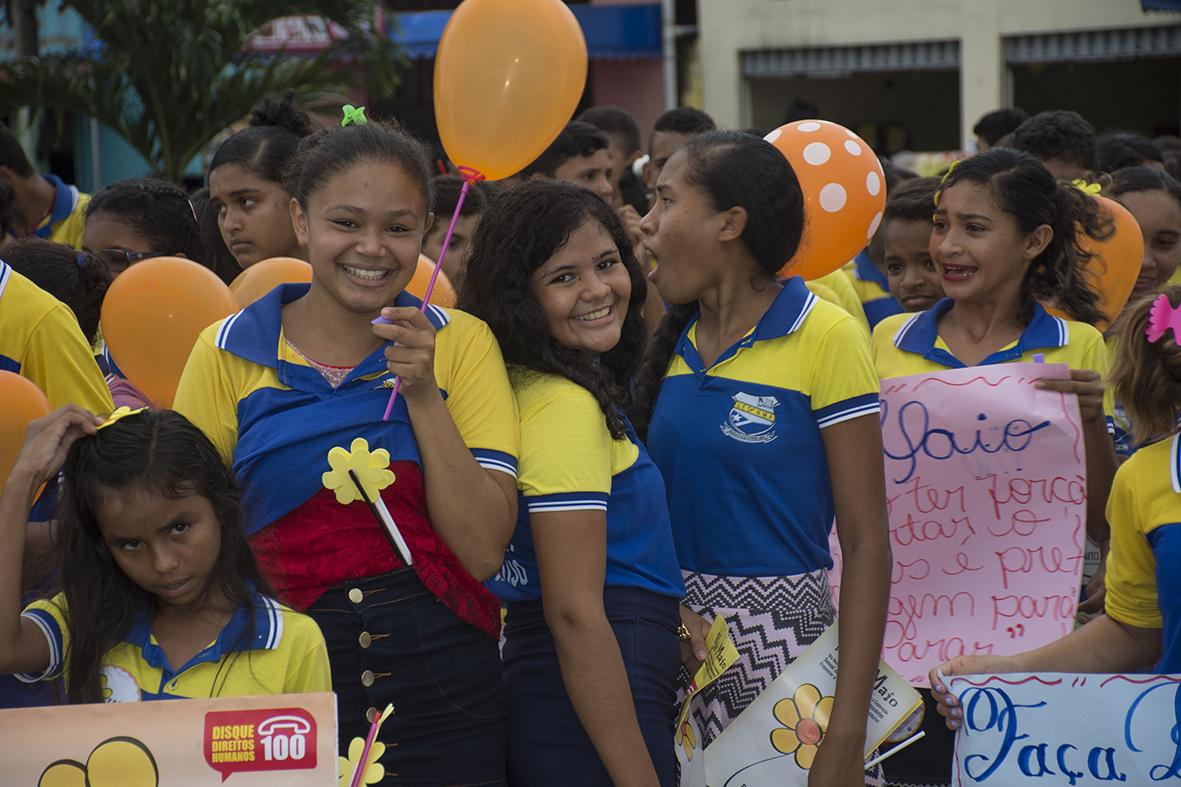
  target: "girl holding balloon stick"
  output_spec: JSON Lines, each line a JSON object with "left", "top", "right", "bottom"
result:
{"left": 633, "top": 129, "right": 891, "bottom": 786}
{"left": 462, "top": 180, "right": 684, "bottom": 787}
{"left": 175, "top": 115, "right": 520, "bottom": 783}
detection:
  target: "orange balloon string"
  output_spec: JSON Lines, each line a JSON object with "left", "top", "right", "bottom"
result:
{"left": 380, "top": 167, "right": 484, "bottom": 421}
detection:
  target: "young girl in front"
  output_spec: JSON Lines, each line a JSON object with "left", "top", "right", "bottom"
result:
{"left": 175, "top": 117, "right": 519, "bottom": 784}
{"left": 930, "top": 285, "right": 1181, "bottom": 724}
{"left": 635, "top": 131, "right": 891, "bottom": 786}
{"left": 0, "top": 406, "right": 330, "bottom": 702}
{"left": 207, "top": 92, "right": 313, "bottom": 269}
{"left": 462, "top": 181, "right": 683, "bottom": 786}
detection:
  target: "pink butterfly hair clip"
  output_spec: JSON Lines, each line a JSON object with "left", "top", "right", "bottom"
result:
{"left": 1146, "top": 293, "right": 1181, "bottom": 344}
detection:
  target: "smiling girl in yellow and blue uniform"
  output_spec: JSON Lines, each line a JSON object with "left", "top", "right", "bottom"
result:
{"left": 634, "top": 131, "right": 891, "bottom": 787}
{"left": 175, "top": 118, "right": 520, "bottom": 785}
{"left": 463, "top": 180, "right": 684, "bottom": 786}
{"left": 869, "top": 149, "right": 1116, "bottom": 787}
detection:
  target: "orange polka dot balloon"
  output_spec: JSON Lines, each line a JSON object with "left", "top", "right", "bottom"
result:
{"left": 765, "top": 120, "right": 886, "bottom": 280}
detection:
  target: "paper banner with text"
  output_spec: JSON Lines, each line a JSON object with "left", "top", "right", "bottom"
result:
{"left": 691, "top": 622, "right": 923, "bottom": 786}
{"left": 0, "top": 692, "right": 337, "bottom": 786}
{"left": 949, "top": 673, "right": 1181, "bottom": 785}
{"left": 832, "top": 363, "right": 1087, "bottom": 686}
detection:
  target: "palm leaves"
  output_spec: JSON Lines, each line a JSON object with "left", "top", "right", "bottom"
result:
{"left": 0, "top": 1, "right": 404, "bottom": 182}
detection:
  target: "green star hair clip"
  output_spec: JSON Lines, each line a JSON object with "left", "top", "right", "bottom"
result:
{"left": 341, "top": 104, "right": 368, "bottom": 127}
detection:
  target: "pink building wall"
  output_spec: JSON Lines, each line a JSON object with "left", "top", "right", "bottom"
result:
{"left": 589, "top": 0, "right": 667, "bottom": 147}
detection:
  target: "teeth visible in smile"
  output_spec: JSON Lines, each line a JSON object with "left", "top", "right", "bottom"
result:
{"left": 342, "top": 264, "right": 389, "bottom": 281}
{"left": 577, "top": 307, "right": 611, "bottom": 321}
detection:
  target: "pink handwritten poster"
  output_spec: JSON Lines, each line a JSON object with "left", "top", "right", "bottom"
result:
{"left": 832, "top": 363, "right": 1087, "bottom": 686}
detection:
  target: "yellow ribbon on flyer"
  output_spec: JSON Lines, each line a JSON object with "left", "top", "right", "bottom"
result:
{"left": 677, "top": 616, "right": 740, "bottom": 728}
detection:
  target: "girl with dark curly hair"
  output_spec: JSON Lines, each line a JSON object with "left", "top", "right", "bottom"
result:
{"left": 461, "top": 180, "right": 683, "bottom": 786}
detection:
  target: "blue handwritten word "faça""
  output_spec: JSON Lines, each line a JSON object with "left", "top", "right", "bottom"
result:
{"left": 881, "top": 399, "right": 1051, "bottom": 484}
{"left": 960, "top": 685, "right": 1128, "bottom": 784}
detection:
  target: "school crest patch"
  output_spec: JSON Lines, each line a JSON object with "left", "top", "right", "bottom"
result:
{"left": 721, "top": 392, "right": 779, "bottom": 444}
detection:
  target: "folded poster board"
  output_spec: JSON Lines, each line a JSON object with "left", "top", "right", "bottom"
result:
{"left": 0, "top": 691, "right": 338, "bottom": 786}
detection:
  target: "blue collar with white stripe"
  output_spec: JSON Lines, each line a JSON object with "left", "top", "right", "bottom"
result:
{"left": 216, "top": 282, "right": 450, "bottom": 387}
{"left": 853, "top": 248, "right": 889, "bottom": 288}
{"left": 676, "top": 275, "right": 818, "bottom": 373}
{"left": 1171, "top": 433, "right": 1181, "bottom": 494}
{"left": 890, "top": 298, "right": 1068, "bottom": 369}
{"left": 33, "top": 174, "right": 79, "bottom": 240}
{"left": 124, "top": 589, "right": 285, "bottom": 675}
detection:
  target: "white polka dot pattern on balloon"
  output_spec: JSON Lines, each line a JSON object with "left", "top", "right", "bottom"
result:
{"left": 867, "top": 211, "right": 882, "bottom": 239}
{"left": 803, "top": 142, "right": 831, "bottom": 166}
{"left": 819, "top": 183, "right": 847, "bottom": 213}
{"left": 764, "top": 128, "right": 782, "bottom": 144}
{"left": 797, "top": 122, "right": 822, "bottom": 133}
{"left": 844, "top": 140, "right": 861, "bottom": 156}
{"left": 866, "top": 171, "right": 881, "bottom": 197}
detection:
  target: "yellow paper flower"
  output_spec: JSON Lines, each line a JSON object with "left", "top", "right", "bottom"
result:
{"left": 97, "top": 406, "right": 148, "bottom": 431}
{"left": 337, "top": 738, "right": 385, "bottom": 787}
{"left": 678, "top": 719, "right": 696, "bottom": 761}
{"left": 770, "top": 683, "right": 835, "bottom": 770}
{"left": 322, "top": 438, "right": 395, "bottom": 505}
{"left": 1071, "top": 178, "right": 1103, "bottom": 196}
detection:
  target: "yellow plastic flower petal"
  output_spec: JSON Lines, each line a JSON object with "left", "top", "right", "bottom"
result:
{"left": 338, "top": 738, "right": 386, "bottom": 787}
{"left": 97, "top": 406, "right": 148, "bottom": 431}
{"left": 322, "top": 438, "right": 396, "bottom": 505}
{"left": 86, "top": 738, "right": 158, "bottom": 787}
{"left": 795, "top": 742, "right": 819, "bottom": 770}
{"left": 794, "top": 683, "right": 822, "bottom": 720}
{"left": 773, "top": 696, "right": 801, "bottom": 729}
{"left": 1071, "top": 179, "right": 1102, "bottom": 196}
{"left": 814, "top": 695, "right": 835, "bottom": 729}
{"left": 771, "top": 727, "right": 801, "bottom": 755}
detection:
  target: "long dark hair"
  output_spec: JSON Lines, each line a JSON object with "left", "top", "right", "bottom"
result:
{"left": 85, "top": 178, "right": 205, "bottom": 263}
{"left": 57, "top": 410, "right": 270, "bottom": 703}
{"left": 935, "top": 148, "right": 1108, "bottom": 325}
{"left": 1106, "top": 165, "right": 1181, "bottom": 209}
{"left": 632, "top": 130, "right": 805, "bottom": 435}
{"left": 459, "top": 181, "right": 647, "bottom": 439}
{"left": 2, "top": 239, "right": 111, "bottom": 344}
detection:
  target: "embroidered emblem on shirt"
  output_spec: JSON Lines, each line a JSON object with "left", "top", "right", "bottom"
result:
{"left": 101, "top": 665, "right": 142, "bottom": 703}
{"left": 721, "top": 393, "right": 779, "bottom": 444}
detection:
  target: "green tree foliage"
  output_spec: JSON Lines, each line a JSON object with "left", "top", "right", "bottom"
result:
{"left": 0, "top": 1, "right": 403, "bottom": 181}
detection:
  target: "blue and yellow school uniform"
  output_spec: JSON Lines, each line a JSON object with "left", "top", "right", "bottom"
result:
{"left": 17, "top": 591, "right": 329, "bottom": 700}
{"left": 1105, "top": 433, "right": 1181, "bottom": 671}
{"left": 871, "top": 298, "right": 1110, "bottom": 382}
{"left": 0, "top": 259, "right": 112, "bottom": 413}
{"left": 843, "top": 250, "right": 903, "bottom": 330}
{"left": 33, "top": 174, "right": 89, "bottom": 249}
{"left": 489, "top": 373, "right": 683, "bottom": 602}
{"left": 648, "top": 276, "right": 880, "bottom": 579}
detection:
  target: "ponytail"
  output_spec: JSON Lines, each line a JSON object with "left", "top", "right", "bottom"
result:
{"left": 1110, "top": 286, "right": 1181, "bottom": 445}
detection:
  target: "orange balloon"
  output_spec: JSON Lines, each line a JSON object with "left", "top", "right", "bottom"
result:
{"left": 408, "top": 254, "right": 458, "bottom": 307}
{"left": 100, "top": 257, "right": 237, "bottom": 408}
{"left": 765, "top": 120, "right": 887, "bottom": 280}
{"left": 229, "top": 257, "right": 313, "bottom": 308}
{"left": 434, "top": 0, "right": 588, "bottom": 180}
{"left": 1046, "top": 196, "right": 1143, "bottom": 331}
{"left": 0, "top": 372, "right": 50, "bottom": 485}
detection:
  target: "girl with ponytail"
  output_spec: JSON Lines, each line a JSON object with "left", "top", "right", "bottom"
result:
{"left": 635, "top": 131, "right": 891, "bottom": 786}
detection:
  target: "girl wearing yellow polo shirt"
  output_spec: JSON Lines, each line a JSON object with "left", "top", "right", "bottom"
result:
{"left": 870, "top": 149, "right": 1115, "bottom": 552}
{"left": 0, "top": 407, "right": 329, "bottom": 702}
{"left": 462, "top": 181, "right": 684, "bottom": 786}
{"left": 635, "top": 131, "right": 891, "bottom": 786}
{"left": 930, "top": 286, "right": 1181, "bottom": 724}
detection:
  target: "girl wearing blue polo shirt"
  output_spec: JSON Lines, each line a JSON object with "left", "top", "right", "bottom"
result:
{"left": 635, "top": 131, "right": 891, "bottom": 786}
{"left": 0, "top": 406, "right": 330, "bottom": 702}
{"left": 462, "top": 180, "right": 683, "bottom": 786}
{"left": 930, "top": 286, "right": 1181, "bottom": 725}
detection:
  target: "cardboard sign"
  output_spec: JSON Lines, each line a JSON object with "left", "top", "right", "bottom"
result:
{"left": 678, "top": 622, "right": 923, "bottom": 786}
{"left": 0, "top": 692, "right": 338, "bottom": 786}
{"left": 950, "top": 673, "right": 1181, "bottom": 785}
{"left": 832, "top": 363, "right": 1087, "bottom": 685}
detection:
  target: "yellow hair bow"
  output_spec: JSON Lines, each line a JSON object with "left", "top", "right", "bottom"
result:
{"left": 1071, "top": 179, "right": 1102, "bottom": 196}
{"left": 933, "top": 159, "right": 962, "bottom": 207}
{"left": 97, "top": 406, "right": 148, "bottom": 431}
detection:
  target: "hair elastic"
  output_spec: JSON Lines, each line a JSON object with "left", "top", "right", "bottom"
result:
{"left": 341, "top": 104, "right": 368, "bottom": 127}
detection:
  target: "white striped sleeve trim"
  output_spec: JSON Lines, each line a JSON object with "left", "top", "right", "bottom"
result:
{"left": 527, "top": 499, "right": 609, "bottom": 513}
{"left": 1172, "top": 433, "right": 1181, "bottom": 494}
{"left": 478, "top": 457, "right": 518, "bottom": 478}
{"left": 14, "top": 611, "right": 60, "bottom": 683}
{"left": 817, "top": 401, "right": 882, "bottom": 429}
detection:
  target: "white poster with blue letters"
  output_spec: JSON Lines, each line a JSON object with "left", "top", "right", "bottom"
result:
{"left": 950, "top": 673, "right": 1181, "bottom": 784}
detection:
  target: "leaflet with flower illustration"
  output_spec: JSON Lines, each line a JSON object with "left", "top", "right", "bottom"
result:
{"left": 682, "top": 621, "right": 923, "bottom": 786}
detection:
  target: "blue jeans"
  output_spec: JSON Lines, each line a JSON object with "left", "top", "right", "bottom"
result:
{"left": 308, "top": 567, "right": 506, "bottom": 785}
{"left": 502, "top": 586, "right": 680, "bottom": 786}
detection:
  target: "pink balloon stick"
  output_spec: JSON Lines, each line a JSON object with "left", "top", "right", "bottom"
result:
{"left": 381, "top": 170, "right": 479, "bottom": 421}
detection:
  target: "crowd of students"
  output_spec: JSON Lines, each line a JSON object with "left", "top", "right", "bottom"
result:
{"left": 0, "top": 94, "right": 1179, "bottom": 787}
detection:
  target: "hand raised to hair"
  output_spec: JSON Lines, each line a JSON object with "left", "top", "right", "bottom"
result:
{"left": 10, "top": 406, "right": 103, "bottom": 490}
